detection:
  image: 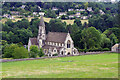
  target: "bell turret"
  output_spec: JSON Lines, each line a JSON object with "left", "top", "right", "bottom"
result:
{"left": 37, "top": 16, "right": 46, "bottom": 48}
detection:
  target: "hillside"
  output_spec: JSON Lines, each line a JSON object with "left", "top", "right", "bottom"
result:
{"left": 1, "top": 17, "right": 88, "bottom": 25}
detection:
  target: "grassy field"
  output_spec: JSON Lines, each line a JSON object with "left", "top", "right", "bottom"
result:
{"left": 1, "top": 17, "right": 88, "bottom": 25}
{"left": 2, "top": 53, "right": 118, "bottom": 78}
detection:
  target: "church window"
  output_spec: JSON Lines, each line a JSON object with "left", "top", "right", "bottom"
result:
{"left": 67, "top": 40, "right": 71, "bottom": 48}
{"left": 59, "top": 43, "right": 61, "bottom": 46}
{"left": 54, "top": 50, "right": 56, "bottom": 52}
{"left": 62, "top": 44, "right": 64, "bottom": 47}
{"left": 56, "top": 43, "right": 57, "bottom": 46}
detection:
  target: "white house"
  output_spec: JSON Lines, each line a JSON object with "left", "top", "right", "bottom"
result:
{"left": 10, "top": 11, "right": 20, "bottom": 15}
{"left": 52, "top": 7, "right": 58, "bottom": 11}
{"left": 79, "top": 9, "right": 85, "bottom": 11}
{"left": 111, "top": 43, "right": 119, "bottom": 52}
{"left": 99, "top": 10, "right": 105, "bottom": 15}
{"left": 75, "top": 9, "right": 80, "bottom": 11}
{"left": 3, "top": 14, "right": 14, "bottom": 19}
{"left": 75, "top": 12, "right": 81, "bottom": 16}
{"left": 39, "top": 12, "right": 45, "bottom": 16}
{"left": 87, "top": 7, "right": 93, "bottom": 12}
{"left": 20, "top": 5, "right": 26, "bottom": 9}
{"left": 68, "top": 9, "right": 74, "bottom": 11}
{"left": 33, "top": 12, "right": 37, "bottom": 15}
{"left": 59, "top": 12, "right": 67, "bottom": 16}
{"left": 81, "top": 16, "right": 88, "bottom": 20}
{"left": 69, "top": 15, "right": 75, "bottom": 19}
{"left": 38, "top": 6, "right": 42, "bottom": 10}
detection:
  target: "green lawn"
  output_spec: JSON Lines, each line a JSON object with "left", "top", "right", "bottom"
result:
{"left": 2, "top": 53, "right": 118, "bottom": 78}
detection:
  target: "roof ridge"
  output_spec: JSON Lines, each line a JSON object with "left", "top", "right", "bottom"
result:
{"left": 49, "top": 31, "right": 67, "bottom": 34}
{"left": 39, "top": 16, "right": 45, "bottom": 27}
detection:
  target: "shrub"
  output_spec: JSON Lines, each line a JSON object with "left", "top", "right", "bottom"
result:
{"left": 83, "top": 49, "right": 88, "bottom": 53}
{"left": 79, "top": 49, "right": 84, "bottom": 52}
{"left": 29, "top": 51, "right": 37, "bottom": 58}
{"left": 29, "top": 45, "right": 38, "bottom": 58}
{"left": 89, "top": 48, "right": 102, "bottom": 52}
{"left": 53, "top": 53, "right": 58, "bottom": 56}
{"left": 102, "top": 48, "right": 110, "bottom": 51}
{"left": 3, "top": 44, "right": 19, "bottom": 58}
{"left": 30, "top": 45, "right": 39, "bottom": 53}
{"left": 13, "top": 47, "right": 29, "bottom": 59}
{"left": 38, "top": 48, "right": 44, "bottom": 57}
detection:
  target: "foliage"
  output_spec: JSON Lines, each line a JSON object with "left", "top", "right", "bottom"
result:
{"left": 88, "top": 14, "right": 118, "bottom": 31}
{"left": 29, "top": 51, "right": 37, "bottom": 58}
{"left": 74, "top": 18, "right": 82, "bottom": 28}
{"left": 38, "top": 48, "right": 44, "bottom": 57}
{"left": 53, "top": 53, "right": 58, "bottom": 56}
{"left": 102, "top": 48, "right": 110, "bottom": 51}
{"left": 29, "top": 45, "right": 39, "bottom": 58}
{"left": 103, "top": 28, "right": 120, "bottom": 43}
{"left": 100, "top": 33, "right": 111, "bottom": 48}
{"left": 3, "top": 44, "right": 19, "bottom": 58}
{"left": 13, "top": 47, "right": 29, "bottom": 59}
{"left": 45, "top": 9, "right": 57, "bottom": 18}
{"left": 48, "top": 19, "right": 67, "bottom": 32}
{"left": 81, "top": 27, "right": 101, "bottom": 49}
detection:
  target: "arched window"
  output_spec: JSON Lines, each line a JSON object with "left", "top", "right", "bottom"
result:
{"left": 67, "top": 40, "right": 71, "bottom": 48}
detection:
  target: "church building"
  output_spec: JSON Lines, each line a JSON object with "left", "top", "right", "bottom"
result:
{"left": 28, "top": 16, "right": 78, "bottom": 56}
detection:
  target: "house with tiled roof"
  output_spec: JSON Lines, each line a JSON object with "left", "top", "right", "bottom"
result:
{"left": 28, "top": 16, "right": 78, "bottom": 56}
{"left": 118, "top": 43, "right": 120, "bottom": 53}
{"left": 111, "top": 43, "right": 119, "bottom": 52}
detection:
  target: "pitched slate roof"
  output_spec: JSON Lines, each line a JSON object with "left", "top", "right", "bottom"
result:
{"left": 46, "top": 32, "right": 68, "bottom": 43}
{"left": 29, "top": 38, "right": 38, "bottom": 45}
{"left": 43, "top": 45, "right": 63, "bottom": 52}
{"left": 43, "top": 45, "right": 63, "bottom": 50}
{"left": 39, "top": 16, "right": 45, "bottom": 27}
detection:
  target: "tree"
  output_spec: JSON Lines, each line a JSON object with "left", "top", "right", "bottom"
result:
{"left": 81, "top": 27, "right": 101, "bottom": 49}
{"left": 48, "top": 19, "right": 67, "bottom": 32}
{"left": 94, "top": 8, "right": 99, "bottom": 14}
{"left": 74, "top": 18, "right": 82, "bottom": 29}
{"left": 103, "top": 28, "right": 120, "bottom": 43}
{"left": 45, "top": 9, "right": 57, "bottom": 18}
{"left": 38, "top": 48, "right": 44, "bottom": 57}
{"left": 103, "top": 28, "right": 119, "bottom": 45}
{"left": 109, "top": 33, "right": 118, "bottom": 46}
{"left": 83, "top": 22, "right": 88, "bottom": 28}
{"left": 3, "top": 44, "right": 19, "bottom": 58}
{"left": 100, "top": 33, "right": 111, "bottom": 48}
{"left": 29, "top": 45, "right": 38, "bottom": 58}
{"left": 84, "top": 2, "right": 88, "bottom": 9}
{"left": 5, "top": 19, "right": 13, "bottom": 27}
{"left": 72, "top": 30, "right": 84, "bottom": 49}
{"left": 16, "top": 28, "right": 33, "bottom": 44}
{"left": 13, "top": 47, "right": 29, "bottom": 59}
{"left": 71, "top": 23, "right": 80, "bottom": 34}
{"left": 2, "top": 24, "right": 12, "bottom": 32}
